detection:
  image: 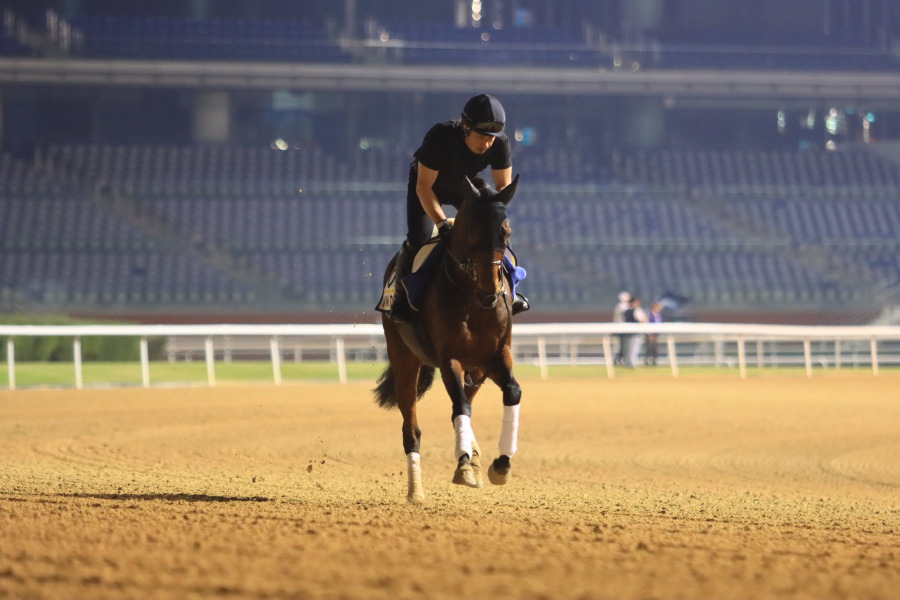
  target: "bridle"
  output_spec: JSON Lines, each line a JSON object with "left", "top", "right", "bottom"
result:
{"left": 442, "top": 248, "right": 513, "bottom": 354}
{"left": 442, "top": 246, "right": 505, "bottom": 309}
{"left": 441, "top": 199, "right": 510, "bottom": 311}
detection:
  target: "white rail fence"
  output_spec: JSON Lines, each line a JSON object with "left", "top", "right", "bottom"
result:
{"left": 2, "top": 322, "right": 899, "bottom": 390}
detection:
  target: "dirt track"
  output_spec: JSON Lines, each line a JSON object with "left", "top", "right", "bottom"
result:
{"left": 1, "top": 373, "right": 898, "bottom": 600}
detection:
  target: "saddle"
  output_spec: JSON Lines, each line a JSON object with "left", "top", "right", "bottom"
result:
{"left": 375, "top": 240, "right": 440, "bottom": 315}
{"left": 374, "top": 240, "right": 439, "bottom": 365}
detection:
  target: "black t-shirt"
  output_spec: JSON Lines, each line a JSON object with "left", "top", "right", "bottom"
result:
{"left": 412, "top": 120, "right": 511, "bottom": 206}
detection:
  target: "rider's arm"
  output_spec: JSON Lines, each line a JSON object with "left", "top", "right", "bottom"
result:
{"left": 415, "top": 162, "right": 448, "bottom": 225}
{"left": 492, "top": 167, "right": 512, "bottom": 192}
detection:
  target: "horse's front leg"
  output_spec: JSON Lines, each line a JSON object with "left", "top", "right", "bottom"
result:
{"left": 440, "top": 359, "right": 481, "bottom": 488}
{"left": 487, "top": 354, "right": 521, "bottom": 485}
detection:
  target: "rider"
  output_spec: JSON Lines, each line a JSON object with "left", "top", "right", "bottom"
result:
{"left": 390, "top": 93, "right": 530, "bottom": 322}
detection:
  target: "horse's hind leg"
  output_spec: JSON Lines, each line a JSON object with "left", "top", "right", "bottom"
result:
{"left": 397, "top": 390, "right": 425, "bottom": 504}
{"left": 401, "top": 403, "right": 425, "bottom": 504}
{"left": 387, "top": 334, "right": 425, "bottom": 503}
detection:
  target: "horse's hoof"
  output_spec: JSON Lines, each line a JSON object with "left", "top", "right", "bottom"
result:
{"left": 452, "top": 455, "right": 480, "bottom": 488}
{"left": 470, "top": 442, "right": 484, "bottom": 488}
{"left": 488, "top": 455, "right": 511, "bottom": 486}
{"left": 407, "top": 492, "right": 425, "bottom": 505}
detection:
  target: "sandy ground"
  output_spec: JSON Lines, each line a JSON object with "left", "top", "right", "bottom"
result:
{"left": 0, "top": 373, "right": 898, "bottom": 600}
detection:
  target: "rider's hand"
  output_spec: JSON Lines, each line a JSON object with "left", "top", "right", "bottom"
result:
{"left": 437, "top": 219, "right": 453, "bottom": 243}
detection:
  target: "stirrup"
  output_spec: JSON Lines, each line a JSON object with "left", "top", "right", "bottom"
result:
{"left": 512, "top": 293, "right": 530, "bottom": 315}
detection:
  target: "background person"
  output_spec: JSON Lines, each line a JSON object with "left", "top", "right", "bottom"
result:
{"left": 612, "top": 290, "right": 631, "bottom": 365}
{"left": 624, "top": 295, "right": 647, "bottom": 367}
{"left": 644, "top": 300, "right": 663, "bottom": 366}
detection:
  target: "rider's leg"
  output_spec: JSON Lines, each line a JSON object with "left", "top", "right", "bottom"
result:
{"left": 389, "top": 240, "right": 416, "bottom": 322}
{"left": 505, "top": 245, "right": 531, "bottom": 316}
{"left": 390, "top": 200, "right": 433, "bottom": 322}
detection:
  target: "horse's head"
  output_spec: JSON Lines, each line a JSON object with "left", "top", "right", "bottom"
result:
{"left": 445, "top": 174, "right": 519, "bottom": 295}
{"left": 456, "top": 174, "right": 519, "bottom": 253}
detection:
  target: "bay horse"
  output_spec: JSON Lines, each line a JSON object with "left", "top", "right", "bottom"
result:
{"left": 374, "top": 174, "right": 523, "bottom": 503}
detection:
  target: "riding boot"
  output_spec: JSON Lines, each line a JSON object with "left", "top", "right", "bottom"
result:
{"left": 389, "top": 241, "right": 416, "bottom": 323}
{"left": 503, "top": 244, "right": 530, "bottom": 316}
{"left": 512, "top": 292, "right": 530, "bottom": 315}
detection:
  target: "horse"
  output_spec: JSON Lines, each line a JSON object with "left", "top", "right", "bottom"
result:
{"left": 374, "top": 174, "right": 523, "bottom": 503}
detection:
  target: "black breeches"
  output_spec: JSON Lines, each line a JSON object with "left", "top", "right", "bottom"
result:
{"left": 406, "top": 191, "right": 433, "bottom": 249}
{"left": 406, "top": 166, "right": 434, "bottom": 248}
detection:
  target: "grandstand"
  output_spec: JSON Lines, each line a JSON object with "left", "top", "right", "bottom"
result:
{"left": 0, "top": 1, "right": 897, "bottom": 325}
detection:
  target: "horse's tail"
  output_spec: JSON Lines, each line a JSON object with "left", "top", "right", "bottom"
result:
{"left": 373, "top": 364, "right": 436, "bottom": 409}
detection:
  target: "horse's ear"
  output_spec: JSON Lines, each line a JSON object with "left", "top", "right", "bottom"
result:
{"left": 464, "top": 176, "right": 481, "bottom": 202}
{"left": 497, "top": 173, "right": 519, "bottom": 206}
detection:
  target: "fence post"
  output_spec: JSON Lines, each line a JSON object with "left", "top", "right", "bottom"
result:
{"left": 870, "top": 338, "right": 879, "bottom": 377}
{"left": 601, "top": 336, "right": 614, "bottom": 380}
{"left": 205, "top": 336, "right": 216, "bottom": 387}
{"left": 270, "top": 336, "right": 282, "bottom": 385}
{"left": 803, "top": 339, "right": 812, "bottom": 378}
{"left": 73, "top": 336, "right": 83, "bottom": 390}
{"left": 537, "top": 336, "right": 548, "bottom": 380}
{"left": 335, "top": 337, "right": 347, "bottom": 384}
{"left": 140, "top": 337, "right": 150, "bottom": 388}
{"left": 666, "top": 335, "right": 678, "bottom": 378}
{"left": 6, "top": 338, "right": 15, "bottom": 391}
{"left": 737, "top": 338, "right": 747, "bottom": 379}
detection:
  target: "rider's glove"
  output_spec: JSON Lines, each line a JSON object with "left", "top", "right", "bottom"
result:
{"left": 437, "top": 219, "right": 453, "bottom": 243}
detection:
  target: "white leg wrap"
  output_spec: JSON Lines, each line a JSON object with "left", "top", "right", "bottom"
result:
{"left": 498, "top": 404, "right": 520, "bottom": 457}
{"left": 407, "top": 452, "right": 421, "bottom": 487}
{"left": 453, "top": 414, "right": 474, "bottom": 460}
{"left": 406, "top": 452, "right": 424, "bottom": 502}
